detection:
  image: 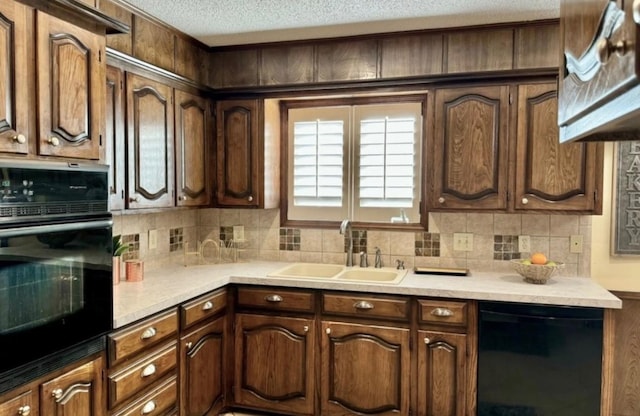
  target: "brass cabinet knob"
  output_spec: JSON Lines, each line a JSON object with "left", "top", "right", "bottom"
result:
{"left": 597, "top": 38, "right": 630, "bottom": 64}
{"left": 303, "top": 325, "right": 309, "bottom": 332}
{"left": 129, "top": 196, "right": 139, "bottom": 203}
{"left": 52, "top": 388, "right": 63, "bottom": 400}
{"left": 438, "top": 197, "right": 445, "bottom": 204}
{"left": 186, "top": 341, "right": 193, "bottom": 349}
{"left": 353, "top": 300, "right": 374, "bottom": 310}
{"left": 326, "top": 327, "right": 331, "bottom": 335}
{"left": 424, "top": 337, "right": 431, "bottom": 344}
{"left": 12, "top": 134, "right": 26, "bottom": 144}
{"left": 18, "top": 405, "right": 31, "bottom": 415}
{"left": 202, "top": 301, "right": 213, "bottom": 310}
{"left": 431, "top": 307, "right": 454, "bottom": 317}
{"left": 48, "top": 137, "right": 60, "bottom": 146}
{"left": 522, "top": 197, "right": 529, "bottom": 205}
{"left": 179, "top": 195, "right": 187, "bottom": 201}
{"left": 247, "top": 195, "right": 253, "bottom": 202}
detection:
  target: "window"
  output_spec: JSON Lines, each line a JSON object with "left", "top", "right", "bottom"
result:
{"left": 283, "top": 97, "right": 424, "bottom": 226}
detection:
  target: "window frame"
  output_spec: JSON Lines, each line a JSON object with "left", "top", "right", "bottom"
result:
{"left": 280, "top": 94, "right": 428, "bottom": 231}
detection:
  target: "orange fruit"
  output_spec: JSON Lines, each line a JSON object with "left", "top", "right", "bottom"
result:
{"left": 530, "top": 253, "right": 547, "bottom": 265}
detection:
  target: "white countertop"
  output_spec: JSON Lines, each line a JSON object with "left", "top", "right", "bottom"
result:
{"left": 113, "top": 261, "right": 622, "bottom": 328}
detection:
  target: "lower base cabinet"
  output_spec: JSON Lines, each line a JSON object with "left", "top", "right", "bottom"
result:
{"left": 180, "top": 316, "right": 226, "bottom": 416}
{"left": 321, "top": 321, "right": 411, "bottom": 416}
{"left": 234, "top": 313, "right": 316, "bottom": 415}
{"left": 0, "top": 355, "right": 104, "bottom": 416}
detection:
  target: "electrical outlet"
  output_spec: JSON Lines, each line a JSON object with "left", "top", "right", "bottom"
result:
{"left": 570, "top": 235, "right": 583, "bottom": 253}
{"left": 148, "top": 229, "right": 157, "bottom": 250}
{"left": 518, "top": 235, "right": 531, "bottom": 253}
{"left": 453, "top": 233, "right": 473, "bottom": 251}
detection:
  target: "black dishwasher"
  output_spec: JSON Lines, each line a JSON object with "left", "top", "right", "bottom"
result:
{"left": 477, "top": 301, "right": 603, "bottom": 416}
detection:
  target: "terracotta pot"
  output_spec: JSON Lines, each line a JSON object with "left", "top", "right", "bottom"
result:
{"left": 113, "top": 257, "right": 121, "bottom": 285}
{"left": 125, "top": 260, "right": 144, "bottom": 282}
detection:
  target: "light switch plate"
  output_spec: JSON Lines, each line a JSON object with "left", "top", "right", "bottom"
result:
{"left": 453, "top": 233, "right": 473, "bottom": 251}
{"left": 148, "top": 229, "right": 157, "bottom": 250}
{"left": 570, "top": 235, "right": 583, "bottom": 253}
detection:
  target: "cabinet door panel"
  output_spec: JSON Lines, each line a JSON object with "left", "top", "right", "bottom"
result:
{"left": 0, "top": 1, "right": 30, "bottom": 154}
{"left": 181, "top": 317, "right": 225, "bottom": 416}
{"left": 37, "top": 12, "right": 104, "bottom": 159}
{"left": 431, "top": 86, "right": 509, "bottom": 210}
{"left": 215, "top": 99, "right": 261, "bottom": 207}
{"left": 175, "top": 90, "right": 210, "bottom": 207}
{"left": 418, "top": 331, "right": 467, "bottom": 416}
{"left": 126, "top": 73, "right": 174, "bottom": 208}
{"left": 234, "top": 314, "right": 315, "bottom": 415}
{"left": 106, "top": 65, "right": 125, "bottom": 210}
{"left": 321, "top": 321, "right": 410, "bottom": 416}
{"left": 40, "top": 357, "right": 104, "bottom": 416}
{"left": 515, "top": 83, "right": 602, "bottom": 212}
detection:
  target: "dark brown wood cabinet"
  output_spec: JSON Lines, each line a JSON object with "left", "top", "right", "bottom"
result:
{"left": 430, "top": 85, "right": 510, "bottom": 211}
{"left": 36, "top": 11, "right": 105, "bottom": 160}
{"left": 40, "top": 356, "right": 105, "bottom": 416}
{"left": 215, "top": 99, "right": 279, "bottom": 208}
{"left": 179, "top": 289, "right": 228, "bottom": 416}
{"left": 558, "top": 0, "right": 640, "bottom": 143}
{"left": 610, "top": 292, "right": 640, "bottom": 416}
{"left": 234, "top": 313, "right": 316, "bottom": 415}
{"left": 106, "top": 65, "right": 126, "bottom": 210}
{"left": 320, "top": 321, "right": 410, "bottom": 416}
{"left": 430, "top": 82, "right": 603, "bottom": 213}
{"left": 514, "top": 82, "right": 603, "bottom": 213}
{"left": 125, "top": 72, "right": 174, "bottom": 209}
{"left": 0, "top": 389, "right": 36, "bottom": 416}
{"left": 0, "top": 0, "right": 31, "bottom": 155}
{"left": 175, "top": 89, "right": 211, "bottom": 207}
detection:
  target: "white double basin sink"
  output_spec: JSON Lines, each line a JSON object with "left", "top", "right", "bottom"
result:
{"left": 267, "top": 263, "right": 408, "bottom": 284}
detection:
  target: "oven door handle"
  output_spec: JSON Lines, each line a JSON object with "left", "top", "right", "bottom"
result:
{"left": 0, "top": 219, "right": 113, "bottom": 237}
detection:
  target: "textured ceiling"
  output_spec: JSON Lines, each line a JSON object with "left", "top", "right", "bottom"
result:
{"left": 122, "top": 0, "right": 560, "bottom": 47}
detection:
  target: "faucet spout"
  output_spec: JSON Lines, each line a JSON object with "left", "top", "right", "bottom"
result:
{"left": 339, "top": 219, "right": 353, "bottom": 267}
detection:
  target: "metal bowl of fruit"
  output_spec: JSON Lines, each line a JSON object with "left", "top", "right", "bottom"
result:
{"left": 511, "top": 253, "right": 564, "bottom": 284}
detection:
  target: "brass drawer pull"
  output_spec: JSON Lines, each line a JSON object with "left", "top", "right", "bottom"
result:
{"left": 354, "top": 300, "right": 374, "bottom": 310}
{"left": 431, "top": 307, "right": 454, "bottom": 317}
{"left": 141, "top": 400, "right": 156, "bottom": 414}
{"left": 141, "top": 363, "right": 156, "bottom": 378}
{"left": 18, "top": 405, "right": 31, "bottom": 415}
{"left": 202, "top": 301, "right": 213, "bottom": 310}
{"left": 265, "top": 294, "right": 283, "bottom": 303}
{"left": 12, "top": 134, "right": 26, "bottom": 144}
{"left": 140, "top": 327, "right": 157, "bottom": 340}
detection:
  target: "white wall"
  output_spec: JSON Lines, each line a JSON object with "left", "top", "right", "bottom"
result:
{"left": 592, "top": 142, "right": 640, "bottom": 291}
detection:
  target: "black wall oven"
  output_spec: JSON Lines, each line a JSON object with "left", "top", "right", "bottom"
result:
{"left": 0, "top": 161, "right": 112, "bottom": 394}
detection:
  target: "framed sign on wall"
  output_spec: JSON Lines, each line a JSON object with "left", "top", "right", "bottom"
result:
{"left": 612, "top": 141, "right": 640, "bottom": 256}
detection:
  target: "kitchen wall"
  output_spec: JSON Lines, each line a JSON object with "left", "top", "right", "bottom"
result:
{"left": 113, "top": 209, "right": 592, "bottom": 277}
{"left": 592, "top": 142, "right": 640, "bottom": 291}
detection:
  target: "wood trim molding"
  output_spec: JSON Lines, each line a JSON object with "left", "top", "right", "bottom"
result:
{"left": 16, "top": 0, "right": 129, "bottom": 33}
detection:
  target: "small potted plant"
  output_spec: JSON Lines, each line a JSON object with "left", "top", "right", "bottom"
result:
{"left": 112, "top": 235, "right": 130, "bottom": 285}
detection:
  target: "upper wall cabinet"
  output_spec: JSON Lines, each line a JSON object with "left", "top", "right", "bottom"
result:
{"left": 214, "top": 99, "right": 279, "bottom": 209}
{"left": 175, "top": 89, "right": 211, "bottom": 207}
{"left": 36, "top": 11, "right": 105, "bottom": 160}
{"left": 559, "top": 0, "right": 640, "bottom": 143}
{"left": 514, "top": 82, "right": 603, "bottom": 213}
{"left": 126, "top": 73, "right": 174, "bottom": 209}
{"left": 429, "top": 85, "right": 510, "bottom": 211}
{"left": 0, "top": 0, "right": 30, "bottom": 155}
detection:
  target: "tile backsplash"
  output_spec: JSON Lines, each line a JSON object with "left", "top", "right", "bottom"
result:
{"left": 113, "top": 209, "right": 591, "bottom": 277}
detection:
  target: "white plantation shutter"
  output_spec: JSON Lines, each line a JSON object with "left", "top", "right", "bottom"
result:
{"left": 293, "top": 120, "right": 344, "bottom": 207}
{"left": 286, "top": 101, "right": 421, "bottom": 224}
{"left": 359, "top": 116, "right": 416, "bottom": 208}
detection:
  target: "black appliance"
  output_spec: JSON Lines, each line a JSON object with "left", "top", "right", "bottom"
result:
{"left": 0, "top": 160, "right": 112, "bottom": 394}
{"left": 477, "top": 301, "right": 603, "bottom": 416}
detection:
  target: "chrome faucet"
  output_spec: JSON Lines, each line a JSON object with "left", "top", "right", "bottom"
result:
{"left": 374, "top": 247, "right": 383, "bottom": 268}
{"left": 339, "top": 219, "right": 353, "bottom": 267}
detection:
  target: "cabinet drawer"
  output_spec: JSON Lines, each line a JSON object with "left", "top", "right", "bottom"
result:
{"left": 111, "top": 374, "right": 177, "bottom": 416}
{"left": 109, "top": 309, "right": 178, "bottom": 366}
{"left": 322, "top": 293, "right": 410, "bottom": 321}
{"left": 418, "top": 299, "right": 468, "bottom": 327}
{"left": 237, "top": 287, "right": 315, "bottom": 312}
{"left": 108, "top": 341, "right": 177, "bottom": 409}
{"left": 0, "top": 390, "right": 35, "bottom": 416}
{"left": 181, "top": 289, "right": 227, "bottom": 328}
